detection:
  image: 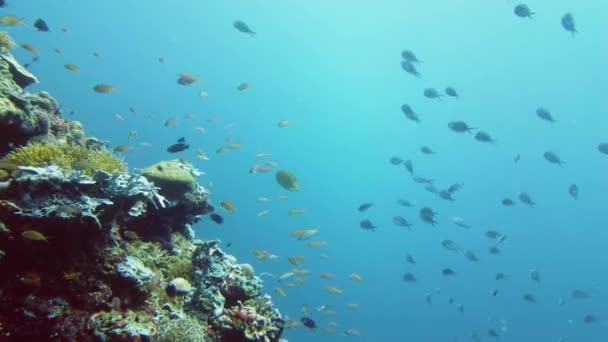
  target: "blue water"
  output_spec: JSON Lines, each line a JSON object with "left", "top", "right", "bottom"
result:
{"left": 5, "top": 0, "right": 608, "bottom": 340}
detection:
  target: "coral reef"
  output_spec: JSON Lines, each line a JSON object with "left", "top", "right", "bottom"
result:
{"left": 0, "top": 47, "right": 284, "bottom": 341}
{"left": 2, "top": 141, "right": 127, "bottom": 175}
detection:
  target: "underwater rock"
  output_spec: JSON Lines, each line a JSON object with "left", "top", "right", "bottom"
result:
{"left": 0, "top": 52, "right": 38, "bottom": 88}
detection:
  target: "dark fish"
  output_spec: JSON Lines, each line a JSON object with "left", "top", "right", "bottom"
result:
{"left": 419, "top": 207, "right": 437, "bottom": 226}
{"left": 401, "top": 104, "right": 421, "bottom": 123}
{"left": 488, "top": 329, "right": 499, "bottom": 339}
{"left": 475, "top": 131, "right": 496, "bottom": 144}
{"left": 406, "top": 254, "right": 416, "bottom": 264}
{"left": 530, "top": 269, "right": 541, "bottom": 282}
{"left": 445, "top": 86, "right": 459, "bottom": 98}
{"left": 561, "top": 13, "right": 577, "bottom": 37}
{"left": 423, "top": 88, "right": 443, "bottom": 99}
{"left": 397, "top": 199, "right": 412, "bottom": 207}
{"left": 178, "top": 137, "right": 186, "bottom": 143}
{"left": 488, "top": 246, "right": 501, "bottom": 255}
{"left": 167, "top": 142, "right": 189, "bottom": 153}
{"left": 358, "top": 202, "right": 374, "bottom": 212}
{"left": 33, "top": 18, "right": 49, "bottom": 32}
{"left": 568, "top": 184, "right": 578, "bottom": 199}
{"left": 210, "top": 213, "right": 223, "bottom": 225}
{"left": 300, "top": 317, "right": 316, "bottom": 329}
{"left": 543, "top": 151, "right": 564, "bottom": 165}
{"left": 403, "top": 272, "right": 417, "bottom": 282}
{"left": 583, "top": 314, "right": 597, "bottom": 324}
{"left": 392, "top": 216, "right": 413, "bottom": 228}
{"left": 514, "top": 155, "right": 521, "bottom": 163}
{"left": 514, "top": 4, "right": 535, "bottom": 18}
{"left": 448, "top": 121, "right": 474, "bottom": 134}
{"left": 438, "top": 190, "right": 454, "bottom": 201}
{"left": 536, "top": 107, "right": 555, "bottom": 123}
{"left": 464, "top": 250, "right": 479, "bottom": 262}
{"left": 390, "top": 156, "right": 403, "bottom": 165}
{"left": 502, "top": 198, "right": 516, "bottom": 206}
{"left": 495, "top": 272, "right": 509, "bottom": 281}
{"left": 413, "top": 176, "right": 433, "bottom": 184}
{"left": 401, "top": 49, "right": 422, "bottom": 63}
{"left": 448, "top": 183, "right": 463, "bottom": 193}
{"left": 420, "top": 146, "right": 435, "bottom": 154}
{"left": 359, "top": 219, "right": 377, "bottom": 231}
{"left": 572, "top": 289, "right": 591, "bottom": 299}
{"left": 404, "top": 160, "right": 414, "bottom": 174}
{"left": 519, "top": 192, "right": 536, "bottom": 207}
{"left": 492, "top": 289, "right": 498, "bottom": 297}
{"left": 0, "top": 0, "right": 6, "bottom": 8}
{"left": 597, "top": 143, "right": 608, "bottom": 155}
{"left": 441, "top": 240, "right": 461, "bottom": 252}
{"left": 442, "top": 268, "right": 456, "bottom": 276}
{"left": 233, "top": 20, "right": 256, "bottom": 36}
{"left": 523, "top": 294, "right": 536, "bottom": 303}
{"left": 400, "top": 60, "right": 421, "bottom": 78}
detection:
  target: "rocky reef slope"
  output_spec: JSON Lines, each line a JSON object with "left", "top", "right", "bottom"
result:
{"left": 0, "top": 49, "right": 284, "bottom": 342}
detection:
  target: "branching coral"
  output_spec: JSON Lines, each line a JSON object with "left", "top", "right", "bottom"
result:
{"left": 0, "top": 32, "right": 15, "bottom": 53}
{"left": 1, "top": 142, "right": 127, "bottom": 175}
{"left": 157, "top": 316, "right": 207, "bottom": 342}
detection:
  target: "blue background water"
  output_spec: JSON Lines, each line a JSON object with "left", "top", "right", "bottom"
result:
{"left": 4, "top": 0, "right": 608, "bottom": 340}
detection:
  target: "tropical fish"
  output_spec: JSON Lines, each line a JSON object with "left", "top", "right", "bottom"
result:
{"left": 220, "top": 200, "right": 237, "bottom": 213}
{"left": 177, "top": 72, "right": 198, "bottom": 85}
{"left": 64, "top": 64, "right": 80, "bottom": 72}
{"left": 93, "top": 84, "right": 114, "bottom": 93}
{"left": 33, "top": 18, "right": 49, "bottom": 31}
{"left": 21, "top": 230, "right": 50, "bottom": 243}
{"left": 233, "top": 20, "right": 256, "bottom": 36}
{"left": 275, "top": 170, "right": 299, "bottom": 191}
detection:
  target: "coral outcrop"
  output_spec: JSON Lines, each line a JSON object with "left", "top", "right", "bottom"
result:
{"left": 0, "top": 37, "right": 284, "bottom": 342}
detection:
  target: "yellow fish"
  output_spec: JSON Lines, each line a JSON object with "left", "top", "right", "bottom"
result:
{"left": 325, "top": 286, "right": 344, "bottom": 295}
{"left": 275, "top": 170, "right": 299, "bottom": 191}
{"left": 288, "top": 208, "right": 307, "bottom": 216}
{"left": 0, "top": 15, "right": 24, "bottom": 26}
{"left": 20, "top": 43, "right": 39, "bottom": 55}
{"left": 93, "top": 84, "right": 115, "bottom": 94}
{"left": 21, "top": 230, "right": 50, "bottom": 243}
{"left": 320, "top": 272, "right": 335, "bottom": 280}
{"left": 274, "top": 287, "right": 286, "bottom": 297}
{"left": 220, "top": 200, "right": 237, "bottom": 213}
{"left": 307, "top": 240, "right": 328, "bottom": 248}
{"left": 64, "top": 64, "right": 80, "bottom": 72}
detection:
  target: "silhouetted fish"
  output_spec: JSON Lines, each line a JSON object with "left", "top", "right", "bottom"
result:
{"left": 34, "top": 18, "right": 49, "bottom": 32}
{"left": 233, "top": 20, "right": 256, "bottom": 36}
{"left": 210, "top": 213, "right": 223, "bottom": 225}
{"left": 301, "top": 317, "right": 316, "bottom": 329}
{"left": 358, "top": 202, "right": 374, "bottom": 212}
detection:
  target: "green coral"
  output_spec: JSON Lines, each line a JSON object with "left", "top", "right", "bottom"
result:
{"left": 142, "top": 160, "right": 197, "bottom": 190}
{"left": 157, "top": 316, "right": 207, "bottom": 342}
{"left": 0, "top": 32, "right": 15, "bottom": 53}
{"left": 1, "top": 142, "right": 127, "bottom": 176}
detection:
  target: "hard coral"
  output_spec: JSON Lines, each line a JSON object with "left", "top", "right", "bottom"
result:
{"left": 1, "top": 142, "right": 127, "bottom": 176}
{"left": 157, "top": 316, "right": 207, "bottom": 342}
{"left": 0, "top": 32, "right": 15, "bottom": 53}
